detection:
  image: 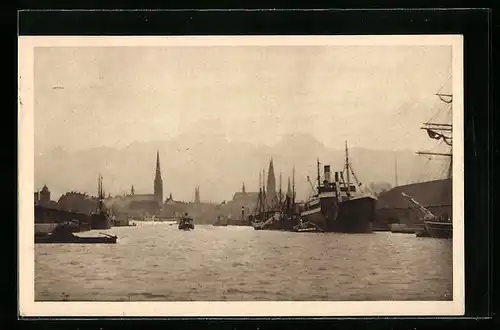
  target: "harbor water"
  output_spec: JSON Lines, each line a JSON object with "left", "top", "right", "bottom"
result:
{"left": 35, "top": 222, "right": 453, "bottom": 301}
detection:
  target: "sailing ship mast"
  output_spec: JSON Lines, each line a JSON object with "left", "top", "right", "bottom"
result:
{"left": 416, "top": 92, "right": 453, "bottom": 178}
{"left": 292, "top": 166, "right": 296, "bottom": 208}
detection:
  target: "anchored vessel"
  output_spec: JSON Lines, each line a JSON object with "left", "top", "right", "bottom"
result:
{"left": 35, "top": 222, "right": 117, "bottom": 244}
{"left": 90, "top": 174, "right": 111, "bottom": 230}
{"left": 250, "top": 166, "right": 300, "bottom": 231}
{"left": 300, "top": 141, "right": 377, "bottom": 233}
{"left": 413, "top": 90, "right": 453, "bottom": 239}
{"left": 401, "top": 192, "right": 451, "bottom": 239}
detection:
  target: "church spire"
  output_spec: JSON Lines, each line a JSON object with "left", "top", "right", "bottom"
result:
{"left": 155, "top": 150, "right": 162, "bottom": 181}
{"left": 154, "top": 150, "right": 163, "bottom": 206}
{"left": 242, "top": 182, "right": 246, "bottom": 194}
{"left": 266, "top": 158, "right": 277, "bottom": 206}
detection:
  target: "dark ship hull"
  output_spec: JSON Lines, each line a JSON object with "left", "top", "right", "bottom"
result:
{"left": 251, "top": 211, "right": 299, "bottom": 231}
{"left": 301, "top": 195, "right": 376, "bottom": 233}
{"left": 35, "top": 233, "right": 117, "bottom": 244}
{"left": 179, "top": 217, "right": 195, "bottom": 230}
{"left": 90, "top": 213, "right": 111, "bottom": 230}
{"left": 424, "top": 220, "right": 452, "bottom": 239}
{"left": 179, "top": 223, "right": 195, "bottom": 230}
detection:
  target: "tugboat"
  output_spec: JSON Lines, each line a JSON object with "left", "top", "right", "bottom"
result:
{"left": 300, "top": 141, "right": 377, "bottom": 233}
{"left": 35, "top": 222, "right": 117, "bottom": 244}
{"left": 178, "top": 213, "right": 195, "bottom": 231}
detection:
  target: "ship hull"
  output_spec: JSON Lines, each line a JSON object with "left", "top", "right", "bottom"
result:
{"left": 35, "top": 234, "right": 117, "bottom": 244}
{"left": 251, "top": 211, "right": 298, "bottom": 231}
{"left": 90, "top": 213, "right": 111, "bottom": 230}
{"left": 301, "top": 196, "right": 376, "bottom": 233}
{"left": 424, "top": 220, "right": 452, "bottom": 239}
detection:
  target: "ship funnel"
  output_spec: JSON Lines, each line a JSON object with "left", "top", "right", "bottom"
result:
{"left": 324, "top": 165, "right": 331, "bottom": 183}
{"left": 334, "top": 171, "right": 339, "bottom": 182}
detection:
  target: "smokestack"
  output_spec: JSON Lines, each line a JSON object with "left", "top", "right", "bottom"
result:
{"left": 334, "top": 171, "right": 339, "bottom": 182}
{"left": 324, "top": 165, "right": 331, "bottom": 183}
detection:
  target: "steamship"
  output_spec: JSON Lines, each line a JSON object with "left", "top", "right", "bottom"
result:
{"left": 90, "top": 174, "right": 111, "bottom": 230}
{"left": 300, "top": 142, "right": 377, "bottom": 233}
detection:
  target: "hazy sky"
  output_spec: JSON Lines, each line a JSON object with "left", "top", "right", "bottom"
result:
{"left": 34, "top": 45, "right": 452, "bottom": 153}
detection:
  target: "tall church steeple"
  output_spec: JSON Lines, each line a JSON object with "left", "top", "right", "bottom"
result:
{"left": 266, "top": 158, "right": 277, "bottom": 205}
{"left": 154, "top": 150, "right": 163, "bottom": 205}
{"left": 194, "top": 186, "right": 200, "bottom": 203}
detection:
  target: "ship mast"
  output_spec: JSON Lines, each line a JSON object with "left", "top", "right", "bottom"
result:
{"left": 292, "top": 166, "right": 296, "bottom": 207}
{"left": 417, "top": 92, "right": 453, "bottom": 178}
{"left": 316, "top": 158, "right": 321, "bottom": 192}
{"left": 279, "top": 171, "right": 282, "bottom": 206}
{"left": 345, "top": 141, "right": 351, "bottom": 198}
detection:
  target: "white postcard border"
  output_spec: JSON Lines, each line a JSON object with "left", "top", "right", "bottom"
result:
{"left": 18, "top": 35, "right": 464, "bottom": 317}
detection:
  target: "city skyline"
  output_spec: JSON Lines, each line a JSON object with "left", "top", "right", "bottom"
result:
{"left": 33, "top": 43, "right": 453, "bottom": 205}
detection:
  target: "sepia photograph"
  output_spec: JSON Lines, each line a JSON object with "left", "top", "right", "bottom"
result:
{"left": 18, "top": 35, "right": 464, "bottom": 317}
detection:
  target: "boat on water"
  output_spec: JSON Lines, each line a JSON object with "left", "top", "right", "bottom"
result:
{"left": 300, "top": 141, "right": 377, "bottom": 233}
{"left": 90, "top": 174, "right": 112, "bottom": 230}
{"left": 292, "top": 219, "right": 324, "bottom": 233}
{"left": 250, "top": 164, "right": 300, "bottom": 231}
{"left": 35, "top": 222, "right": 117, "bottom": 244}
{"left": 401, "top": 192, "right": 452, "bottom": 239}
{"left": 411, "top": 89, "right": 453, "bottom": 239}
{"left": 178, "top": 214, "right": 195, "bottom": 231}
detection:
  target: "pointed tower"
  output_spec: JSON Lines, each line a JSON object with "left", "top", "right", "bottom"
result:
{"left": 194, "top": 186, "right": 200, "bottom": 203}
{"left": 131, "top": 185, "right": 135, "bottom": 195}
{"left": 242, "top": 182, "right": 246, "bottom": 194}
{"left": 154, "top": 150, "right": 163, "bottom": 206}
{"left": 266, "top": 158, "right": 277, "bottom": 206}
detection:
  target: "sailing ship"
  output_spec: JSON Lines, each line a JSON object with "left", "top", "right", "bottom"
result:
{"left": 89, "top": 174, "right": 111, "bottom": 230}
{"left": 299, "top": 141, "right": 377, "bottom": 233}
{"left": 413, "top": 90, "right": 453, "bottom": 239}
{"left": 401, "top": 192, "right": 451, "bottom": 238}
{"left": 250, "top": 167, "right": 300, "bottom": 231}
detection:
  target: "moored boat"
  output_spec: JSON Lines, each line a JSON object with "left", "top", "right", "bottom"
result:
{"left": 401, "top": 192, "right": 452, "bottom": 239}
{"left": 35, "top": 222, "right": 117, "bottom": 244}
{"left": 90, "top": 174, "right": 111, "bottom": 230}
{"left": 249, "top": 164, "right": 300, "bottom": 231}
{"left": 300, "top": 142, "right": 377, "bottom": 233}
{"left": 423, "top": 217, "right": 452, "bottom": 239}
{"left": 292, "top": 220, "right": 324, "bottom": 233}
{"left": 409, "top": 88, "right": 453, "bottom": 239}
